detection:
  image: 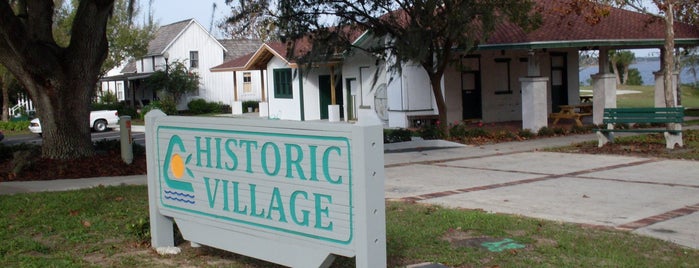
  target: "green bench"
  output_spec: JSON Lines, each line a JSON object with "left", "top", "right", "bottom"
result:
{"left": 595, "top": 107, "right": 684, "bottom": 149}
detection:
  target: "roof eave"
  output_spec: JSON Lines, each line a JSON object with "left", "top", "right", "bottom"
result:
{"left": 476, "top": 38, "right": 699, "bottom": 51}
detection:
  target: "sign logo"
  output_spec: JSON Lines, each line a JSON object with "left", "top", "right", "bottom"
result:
{"left": 162, "top": 135, "right": 196, "bottom": 204}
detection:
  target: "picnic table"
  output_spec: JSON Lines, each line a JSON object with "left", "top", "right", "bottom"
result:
{"left": 550, "top": 104, "right": 592, "bottom": 127}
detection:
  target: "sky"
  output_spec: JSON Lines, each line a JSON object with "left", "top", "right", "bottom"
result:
{"left": 139, "top": 0, "right": 229, "bottom": 38}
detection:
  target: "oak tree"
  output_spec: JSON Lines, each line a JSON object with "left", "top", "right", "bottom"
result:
{"left": 0, "top": 0, "right": 147, "bottom": 159}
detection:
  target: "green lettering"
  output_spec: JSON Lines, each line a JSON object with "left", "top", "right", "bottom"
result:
{"left": 239, "top": 140, "right": 258, "bottom": 173}
{"left": 232, "top": 181, "right": 247, "bottom": 215}
{"left": 224, "top": 139, "right": 239, "bottom": 171}
{"left": 290, "top": 191, "right": 310, "bottom": 226}
{"left": 308, "top": 145, "right": 318, "bottom": 181}
{"left": 214, "top": 138, "right": 223, "bottom": 169}
{"left": 249, "top": 184, "right": 265, "bottom": 218}
{"left": 285, "top": 143, "right": 307, "bottom": 179}
{"left": 261, "top": 142, "right": 281, "bottom": 176}
{"left": 314, "top": 193, "right": 333, "bottom": 231}
{"left": 203, "top": 177, "right": 220, "bottom": 208}
{"left": 222, "top": 179, "right": 229, "bottom": 211}
{"left": 267, "top": 187, "right": 287, "bottom": 222}
{"left": 195, "top": 136, "right": 213, "bottom": 168}
{"left": 323, "top": 146, "right": 342, "bottom": 184}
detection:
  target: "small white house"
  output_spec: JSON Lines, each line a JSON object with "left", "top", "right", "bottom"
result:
{"left": 100, "top": 19, "right": 260, "bottom": 111}
{"left": 212, "top": 42, "right": 346, "bottom": 120}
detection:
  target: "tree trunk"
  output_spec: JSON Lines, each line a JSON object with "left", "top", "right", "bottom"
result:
{"left": 663, "top": 1, "right": 680, "bottom": 132}
{"left": 25, "top": 79, "right": 95, "bottom": 159}
{"left": 622, "top": 65, "right": 630, "bottom": 85}
{"left": 611, "top": 58, "right": 622, "bottom": 85}
{"left": 1, "top": 83, "right": 8, "bottom": 122}
{"left": 428, "top": 73, "right": 448, "bottom": 137}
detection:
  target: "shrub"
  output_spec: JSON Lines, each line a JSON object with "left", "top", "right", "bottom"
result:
{"left": 449, "top": 123, "right": 467, "bottom": 137}
{"left": 93, "top": 139, "right": 145, "bottom": 156}
{"left": 625, "top": 68, "right": 643, "bottom": 86}
{"left": 494, "top": 130, "right": 517, "bottom": 141}
{"left": 0, "top": 120, "right": 30, "bottom": 131}
{"left": 518, "top": 129, "right": 535, "bottom": 139}
{"left": 553, "top": 127, "right": 567, "bottom": 135}
{"left": 141, "top": 98, "right": 177, "bottom": 118}
{"left": 384, "top": 128, "right": 413, "bottom": 143}
{"left": 570, "top": 125, "right": 591, "bottom": 134}
{"left": 188, "top": 99, "right": 224, "bottom": 115}
{"left": 99, "top": 90, "right": 118, "bottom": 104}
{"left": 464, "top": 127, "right": 490, "bottom": 138}
{"left": 187, "top": 99, "right": 208, "bottom": 114}
{"left": 418, "top": 124, "right": 443, "bottom": 140}
{"left": 242, "top": 100, "right": 259, "bottom": 113}
{"left": 537, "top": 127, "right": 555, "bottom": 137}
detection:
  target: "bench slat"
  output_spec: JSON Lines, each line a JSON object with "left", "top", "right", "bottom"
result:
{"left": 602, "top": 107, "right": 684, "bottom": 125}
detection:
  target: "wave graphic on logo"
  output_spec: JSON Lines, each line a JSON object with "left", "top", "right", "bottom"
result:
{"left": 164, "top": 190, "right": 196, "bottom": 204}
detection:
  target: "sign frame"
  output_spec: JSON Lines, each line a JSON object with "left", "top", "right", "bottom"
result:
{"left": 145, "top": 109, "right": 386, "bottom": 267}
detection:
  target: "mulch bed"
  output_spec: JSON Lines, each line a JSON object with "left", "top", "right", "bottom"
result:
{"left": 0, "top": 152, "right": 147, "bottom": 182}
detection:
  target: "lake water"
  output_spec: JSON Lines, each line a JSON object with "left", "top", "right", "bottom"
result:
{"left": 579, "top": 59, "right": 697, "bottom": 86}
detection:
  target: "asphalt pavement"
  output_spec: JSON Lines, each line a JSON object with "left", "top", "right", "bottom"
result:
{"left": 1, "top": 128, "right": 698, "bottom": 250}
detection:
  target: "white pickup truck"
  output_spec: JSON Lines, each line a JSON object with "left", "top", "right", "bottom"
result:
{"left": 28, "top": 110, "right": 120, "bottom": 135}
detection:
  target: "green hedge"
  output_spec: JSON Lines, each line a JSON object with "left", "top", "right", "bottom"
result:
{"left": 0, "top": 120, "right": 30, "bottom": 131}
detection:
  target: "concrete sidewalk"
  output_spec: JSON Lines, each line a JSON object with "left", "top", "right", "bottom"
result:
{"left": 2, "top": 131, "right": 698, "bottom": 250}
{"left": 384, "top": 134, "right": 699, "bottom": 249}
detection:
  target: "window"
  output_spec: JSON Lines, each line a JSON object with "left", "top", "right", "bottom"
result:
{"left": 190, "top": 51, "right": 199, "bottom": 68}
{"left": 494, "top": 58, "right": 512, "bottom": 95}
{"left": 273, "top": 68, "right": 293, "bottom": 98}
{"left": 243, "top": 72, "right": 252, "bottom": 93}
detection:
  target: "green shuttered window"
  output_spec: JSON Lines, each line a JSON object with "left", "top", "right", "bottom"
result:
{"left": 273, "top": 68, "right": 293, "bottom": 99}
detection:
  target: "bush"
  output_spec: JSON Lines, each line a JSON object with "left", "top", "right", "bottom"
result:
{"left": 518, "top": 129, "right": 535, "bottom": 139}
{"left": 93, "top": 139, "right": 145, "bottom": 156}
{"left": 0, "top": 143, "right": 40, "bottom": 162}
{"left": 187, "top": 99, "right": 224, "bottom": 115}
{"left": 418, "top": 124, "right": 443, "bottom": 140}
{"left": 449, "top": 123, "right": 468, "bottom": 137}
{"left": 537, "top": 127, "right": 555, "bottom": 137}
{"left": 0, "top": 120, "right": 30, "bottom": 131}
{"left": 384, "top": 128, "right": 413, "bottom": 143}
{"left": 141, "top": 98, "right": 177, "bottom": 118}
{"left": 99, "top": 91, "right": 118, "bottom": 104}
{"left": 464, "top": 127, "right": 490, "bottom": 138}
{"left": 243, "top": 100, "right": 259, "bottom": 113}
{"left": 625, "top": 68, "right": 643, "bottom": 86}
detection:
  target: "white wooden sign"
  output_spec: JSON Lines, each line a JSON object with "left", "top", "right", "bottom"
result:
{"left": 145, "top": 110, "right": 386, "bottom": 267}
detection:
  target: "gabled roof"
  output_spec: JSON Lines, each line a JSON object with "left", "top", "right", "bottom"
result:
{"left": 480, "top": 0, "right": 699, "bottom": 50}
{"left": 211, "top": 26, "right": 364, "bottom": 72}
{"left": 211, "top": 42, "right": 290, "bottom": 72}
{"left": 218, "top": 39, "right": 263, "bottom": 60}
{"left": 145, "top": 19, "right": 227, "bottom": 57}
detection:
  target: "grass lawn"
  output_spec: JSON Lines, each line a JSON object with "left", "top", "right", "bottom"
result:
{"left": 1, "top": 186, "right": 698, "bottom": 267}
{"left": 580, "top": 84, "right": 699, "bottom": 108}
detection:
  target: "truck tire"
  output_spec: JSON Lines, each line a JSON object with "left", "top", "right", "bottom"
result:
{"left": 93, "top": 119, "right": 108, "bottom": 132}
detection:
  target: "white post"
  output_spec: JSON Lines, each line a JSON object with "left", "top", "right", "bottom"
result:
{"left": 654, "top": 71, "right": 679, "bottom": 107}
{"left": 591, "top": 73, "right": 617, "bottom": 125}
{"left": 353, "top": 109, "right": 387, "bottom": 268}
{"left": 328, "top": 104, "right": 341, "bottom": 122}
{"left": 520, "top": 77, "right": 549, "bottom": 132}
{"left": 145, "top": 109, "right": 175, "bottom": 249}
{"left": 232, "top": 100, "right": 243, "bottom": 115}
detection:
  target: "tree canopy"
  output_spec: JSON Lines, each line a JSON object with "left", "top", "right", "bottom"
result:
{"left": 226, "top": 0, "right": 541, "bottom": 134}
